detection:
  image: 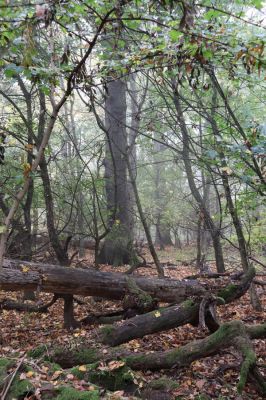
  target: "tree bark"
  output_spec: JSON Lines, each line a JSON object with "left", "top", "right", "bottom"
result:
{"left": 99, "top": 265, "right": 255, "bottom": 346}
{"left": 98, "top": 79, "right": 133, "bottom": 266}
{"left": 50, "top": 320, "right": 266, "bottom": 395}
{"left": 210, "top": 90, "right": 262, "bottom": 311}
{"left": 1, "top": 258, "right": 205, "bottom": 302}
{"left": 172, "top": 87, "right": 225, "bottom": 273}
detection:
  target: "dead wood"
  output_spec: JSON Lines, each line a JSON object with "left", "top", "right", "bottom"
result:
{"left": 50, "top": 320, "right": 266, "bottom": 395}
{"left": 1, "top": 258, "right": 206, "bottom": 303}
{"left": 98, "top": 266, "right": 255, "bottom": 346}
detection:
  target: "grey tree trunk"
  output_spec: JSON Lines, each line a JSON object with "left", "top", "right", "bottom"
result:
{"left": 172, "top": 87, "right": 225, "bottom": 273}
{"left": 153, "top": 140, "right": 173, "bottom": 249}
{"left": 210, "top": 90, "right": 262, "bottom": 310}
{"left": 98, "top": 79, "right": 133, "bottom": 266}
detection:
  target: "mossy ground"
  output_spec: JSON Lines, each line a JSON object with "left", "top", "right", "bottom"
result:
{"left": 0, "top": 358, "right": 14, "bottom": 390}
{"left": 147, "top": 376, "right": 179, "bottom": 390}
{"left": 54, "top": 386, "right": 99, "bottom": 400}
{"left": 6, "top": 377, "right": 34, "bottom": 400}
{"left": 28, "top": 344, "right": 47, "bottom": 359}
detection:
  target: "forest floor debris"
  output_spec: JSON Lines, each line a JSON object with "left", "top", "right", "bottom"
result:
{"left": 0, "top": 247, "right": 265, "bottom": 399}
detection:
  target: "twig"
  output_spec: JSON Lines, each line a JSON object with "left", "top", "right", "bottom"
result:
{"left": 1, "top": 354, "right": 26, "bottom": 400}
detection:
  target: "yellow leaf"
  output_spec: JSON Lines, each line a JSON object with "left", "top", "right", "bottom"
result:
{"left": 220, "top": 166, "right": 233, "bottom": 175}
{"left": 51, "top": 370, "right": 62, "bottom": 380}
{"left": 25, "top": 143, "right": 34, "bottom": 151}
{"left": 21, "top": 265, "right": 30, "bottom": 273}
{"left": 154, "top": 311, "right": 161, "bottom": 318}
{"left": 78, "top": 365, "right": 87, "bottom": 372}
{"left": 26, "top": 371, "right": 34, "bottom": 378}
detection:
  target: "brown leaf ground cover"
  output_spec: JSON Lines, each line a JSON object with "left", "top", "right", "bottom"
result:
{"left": 0, "top": 247, "right": 265, "bottom": 399}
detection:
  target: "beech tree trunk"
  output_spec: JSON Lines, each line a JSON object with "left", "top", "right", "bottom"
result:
{"left": 172, "top": 87, "right": 225, "bottom": 273}
{"left": 98, "top": 79, "right": 134, "bottom": 266}
{"left": 1, "top": 259, "right": 205, "bottom": 302}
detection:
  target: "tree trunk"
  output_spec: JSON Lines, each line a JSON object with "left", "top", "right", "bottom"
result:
{"left": 1, "top": 259, "right": 205, "bottom": 302}
{"left": 172, "top": 87, "right": 225, "bottom": 273}
{"left": 126, "top": 157, "right": 164, "bottom": 277}
{"left": 99, "top": 265, "right": 255, "bottom": 346}
{"left": 98, "top": 79, "right": 134, "bottom": 266}
{"left": 50, "top": 320, "right": 266, "bottom": 395}
{"left": 210, "top": 90, "right": 262, "bottom": 311}
{"left": 153, "top": 140, "right": 173, "bottom": 250}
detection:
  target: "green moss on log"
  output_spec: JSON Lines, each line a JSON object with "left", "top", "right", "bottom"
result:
{"left": 126, "top": 278, "right": 154, "bottom": 306}
{"left": 70, "top": 363, "right": 99, "bottom": 380}
{"left": 53, "top": 347, "right": 100, "bottom": 367}
{"left": 237, "top": 347, "right": 256, "bottom": 393}
{"left": 100, "top": 324, "right": 115, "bottom": 337}
{"left": 182, "top": 299, "right": 195, "bottom": 308}
{"left": 90, "top": 365, "right": 135, "bottom": 391}
{"left": 218, "top": 284, "right": 237, "bottom": 301}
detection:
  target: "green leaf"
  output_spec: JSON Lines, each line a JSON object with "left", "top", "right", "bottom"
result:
{"left": 202, "top": 48, "right": 213, "bottom": 60}
{"left": 4, "top": 64, "right": 23, "bottom": 78}
{"left": 0, "top": 226, "right": 7, "bottom": 234}
{"left": 251, "top": 0, "right": 263, "bottom": 9}
{"left": 169, "top": 30, "right": 182, "bottom": 42}
{"left": 204, "top": 9, "right": 221, "bottom": 20}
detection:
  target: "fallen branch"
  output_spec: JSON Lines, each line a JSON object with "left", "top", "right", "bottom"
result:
{"left": 50, "top": 320, "right": 266, "bottom": 395}
{"left": 0, "top": 294, "right": 59, "bottom": 312}
{"left": 98, "top": 266, "right": 255, "bottom": 346}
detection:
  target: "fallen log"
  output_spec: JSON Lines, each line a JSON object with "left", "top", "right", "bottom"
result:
{"left": 99, "top": 266, "right": 255, "bottom": 346}
{"left": 1, "top": 258, "right": 206, "bottom": 303}
{"left": 49, "top": 320, "right": 266, "bottom": 395}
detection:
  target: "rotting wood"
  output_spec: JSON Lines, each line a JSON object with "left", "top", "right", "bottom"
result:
{"left": 1, "top": 258, "right": 206, "bottom": 303}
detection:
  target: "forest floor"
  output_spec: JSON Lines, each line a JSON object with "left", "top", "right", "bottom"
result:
{"left": 0, "top": 246, "right": 265, "bottom": 400}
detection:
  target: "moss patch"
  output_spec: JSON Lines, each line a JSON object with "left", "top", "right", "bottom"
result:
{"left": 147, "top": 376, "right": 179, "bottom": 390}
{"left": 28, "top": 344, "right": 47, "bottom": 359}
{"left": 70, "top": 363, "right": 99, "bottom": 380}
{"left": 55, "top": 386, "right": 99, "bottom": 400}
{"left": 45, "top": 361, "right": 63, "bottom": 373}
{"left": 53, "top": 347, "right": 99, "bottom": 367}
{"left": 7, "top": 377, "right": 34, "bottom": 400}
{"left": 218, "top": 284, "right": 237, "bottom": 301}
{"left": 100, "top": 324, "right": 115, "bottom": 338}
{"left": 0, "top": 358, "right": 14, "bottom": 390}
{"left": 182, "top": 299, "right": 195, "bottom": 308}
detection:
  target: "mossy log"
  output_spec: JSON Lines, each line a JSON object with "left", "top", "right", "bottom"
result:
{"left": 49, "top": 320, "right": 266, "bottom": 395}
{"left": 99, "top": 266, "right": 255, "bottom": 346}
{"left": 1, "top": 258, "right": 206, "bottom": 303}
